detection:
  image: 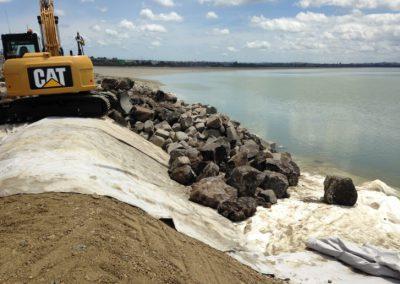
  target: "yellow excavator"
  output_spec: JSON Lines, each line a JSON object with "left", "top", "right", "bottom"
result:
{"left": 0, "top": 0, "right": 113, "bottom": 124}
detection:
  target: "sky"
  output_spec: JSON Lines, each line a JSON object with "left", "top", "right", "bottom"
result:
{"left": 0, "top": 0, "right": 399, "bottom": 63}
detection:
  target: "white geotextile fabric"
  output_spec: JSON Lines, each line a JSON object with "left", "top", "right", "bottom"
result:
{"left": 307, "top": 237, "right": 400, "bottom": 280}
{"left": 1, "top": 118, "right": 399, "bottom": 284}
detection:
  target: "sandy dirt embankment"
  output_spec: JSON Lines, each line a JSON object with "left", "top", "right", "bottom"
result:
{"left": 0, "top": 193, "right": 278, "bottom": 283}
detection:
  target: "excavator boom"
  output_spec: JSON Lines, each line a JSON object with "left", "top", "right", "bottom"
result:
{"left": 38, "top": 0, "right": 62, "bottom": 56}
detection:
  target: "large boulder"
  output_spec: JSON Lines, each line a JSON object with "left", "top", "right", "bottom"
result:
{"left": 115, "top": 78, "right": 134, "bottom": 90}
{"left": 264, "top": 154, "right": 300, "bottom": 186}
{"left": 226, "top": 166, "right": 263, "bottom": 197}
{"left": 250, "top": 151, "right": 273, "bottom": 171}
{"left": 150, "top": 135, "right": 165, "bottom": 148}
{"left": 240, "top": 140, "right": 260, "bottom": 160}
{"left": 226, "top": 125, "right": 240, "bottom": 145}
{"left": 324, "top": 176, "right": 358, "bottom": 206}
{"left": 256, "top": 189, "right": 277, "bottom": 205}
{"left": 190, "top": 176, "right": 237, "bottom": 209}
{"left": 259, "top": 170, "right": 289, "bottom": 199}
{"left": 199, "top": 137, "right": 231, "bottom": 164}
{"left": 226, "top": 150, "right": 248, "bottom": 176}
{"left": 206, "top": 115, "right": 222, "bottom": 129}
{"left": 197, "top": 162, "right": 220, "bottom": 181}
{"left": 169, "top": 165, "right": 196, "bottom": 186}
{"left": 132, "top": 106, "right": 155, "bottom": 122}
{"left": 217, "top": 197, "right": 258, "bottom": 222}
{"left": 154, "top": 90, "right": 177, "bottom": 103}
{"left": 101, "top": 78, "right": 118, "bottom": 91}
{"left": 180, "top": 115, "right": 193, "bottom": 130}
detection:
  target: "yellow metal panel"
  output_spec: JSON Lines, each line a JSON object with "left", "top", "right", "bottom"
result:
{"left": 3, "top": 53, "right": 96, "bottom": 98}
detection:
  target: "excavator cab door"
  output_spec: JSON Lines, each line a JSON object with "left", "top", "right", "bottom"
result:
{"left": 1, "top": 33, "right": 40, "bottom": 60}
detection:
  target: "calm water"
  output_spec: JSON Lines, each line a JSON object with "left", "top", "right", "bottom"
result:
{"left": 102, "top": 67, "right": 400, "bottom": 188}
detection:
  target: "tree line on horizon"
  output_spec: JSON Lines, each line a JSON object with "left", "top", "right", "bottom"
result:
{"left": 91, "top": 57, "right": 400, "bottom": 68}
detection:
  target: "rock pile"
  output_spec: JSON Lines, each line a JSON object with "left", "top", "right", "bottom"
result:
{"left": 96, "top": 77, "right": 301, "bottom": 222}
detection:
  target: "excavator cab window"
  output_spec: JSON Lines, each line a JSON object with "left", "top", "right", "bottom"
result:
{"left": 1, "top": 33, "right": 40, "bottom": 60}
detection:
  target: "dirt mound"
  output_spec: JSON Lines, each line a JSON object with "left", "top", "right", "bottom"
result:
{"left": 0, "top": 193, "right": 278, "bottom": 283}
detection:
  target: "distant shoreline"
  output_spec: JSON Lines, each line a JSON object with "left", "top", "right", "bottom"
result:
{"left": 91, "top": 57, "right": 400, "bottom": 69}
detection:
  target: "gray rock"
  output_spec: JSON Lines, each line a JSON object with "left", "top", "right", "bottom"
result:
{"left": 206, "top": 115, "right": 222, "bottom": 129}
{"left": 167, "top": 142, "right": 183, "bottom": 154}
{"left": 155, "top": 129, "right": 170, "bottom": 140}
{"left": 226, "top": 166, "right": 263, "bottom": 197}
{"left": 259, "top": 170, "right": 289, "bottom": 199}
{"left": 115, "top": 78, "right": 134, "bottom": 90}
{"left": 204, "top": 129, "right": 221, "bottom": 139}
{"left": 324, "top": 176, "right": 358, "bottom": 206}
{"left": 195, "top": 122, "right": 206, "bottom": 132}
{"left": 132, "top": 106, "right": 155, "bottom": 122}
{"left": 250, "top": 151, "right": 274, "bottom": 171}
{"left": 206, "top": 105, "right": 218, "bottom": 115}
{"left": 170, "top": 156, "right": 191, "bottom": 170}
{"left": 134, "top": 121, "right": 144, "bottom": 132}
{"left": 154, "top": 90, "right": 177, "bottom": 103}
{"left": 226, "top": 126, "right": 240, "bottom": 145}
{"left": 140, "top": 132, "right": 149, "bottom": 140}
{"left": 108, "top": 110, "right": 127, "bottom": 126}
{"left": 175, "top": 131, "right": 189, "bottom": 142}
{"left": 256, "top": 189, "right": 277, "bottom": 205}
{"left": 144, "top": 120, "right": 154, "bottom": 134}
{"left": 150, "top": 135, "right": 165, "bottom": 147}
{"left": 226, "top": 150, "right": 248, "bottom": 176}
{"left": 155, "top": 121, "right": 172, "bottom": 131}
{"left": 180, "top": 115, "right": 193, "bottom": 130}
{"left": 172, "top": 123, "right": 182, "bottom": 132}
{"left": 265, "top": 156, "right": 300, "bottom": 186}
{"left": 190, "top": 176, "right": 237, "bottom": 209}
{"left": 101, "top": 78, "right": 118, "bottom": 91}
{"left": 185, "top": 126, "right": 197, "bottom": 137}
{"left": 169, "top": 165, "right": 196, "bottom": 185}
{"left": 197, "top": 162, "right": 220, "bottom": 181}
{"left": 240, "top": 140, "right": 260, "bottom": 160}
{"left": 217, "top": 197, "right": 257, "bottom": 222}
{"left": 199, "top": 137, "right": 231, "bottom": 164}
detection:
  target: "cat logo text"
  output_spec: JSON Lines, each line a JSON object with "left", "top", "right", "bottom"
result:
{"left": 28, "top": 66, "right": 73, "bottom": 90}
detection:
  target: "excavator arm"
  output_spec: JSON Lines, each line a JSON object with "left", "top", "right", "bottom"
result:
{"left": 38, "top": 0, "right": 62, "bottom": 56}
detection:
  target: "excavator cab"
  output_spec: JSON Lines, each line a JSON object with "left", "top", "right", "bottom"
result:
{"left": 1, "top": 33, "right": 40, "bottom": 60}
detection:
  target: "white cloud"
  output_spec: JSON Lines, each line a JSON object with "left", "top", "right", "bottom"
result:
{"left": 251, "top": 12, "right": 328, "bottom": 32}
{"left": 206, "top": 11, "right": 219, "bottom": 19}
{"left": 211, "top": 28, "right": 230, "bottom": 35}
{"left": 96, "top": 6, "right": 108, "bottom": 13}
{"left": 154, "top": 0, "right": 175, "bottom": 7}
{"left": 91, "top": 24, "right": 101, "bottom": 31}
{"left": 199, "top": 0, "right": 273, "bottom": 6}
{"left": 119, "top": 19, "right": 135, "bottom": 30}
{"left": 140, "top": 24, "right": 167, "bottom": 32}
{"left": 140, "top": 9, "right": 183, "bottom": 22}
{"left": 250, "top": 11, "right": 400, "bottom": 54}
{"left": 227, "top": 46, "right": 238, "bottom": 52}
{"left": 298, "top": 0, "right": 400, "bottom": 10}
{"left": 81, "top": 0, "right": 94, "bottom": 2}
{"left": 0, "top": 0, "right": 12, "bottom": 2}
{"left": 105, "top": 29, "right": 118, "bottom": 36}
{"left": 251, "top": 15, "right": 307, "bottom": 32}
{"left": 246, "top": 40, "right": 270, "bottom": 49}
{"left": 55, "top": 9, "right": 65, "bottom": 16}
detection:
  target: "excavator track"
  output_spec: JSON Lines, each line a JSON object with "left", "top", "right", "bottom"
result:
{"left": 0, "top": 93, "right": 113, "bottom": 125}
